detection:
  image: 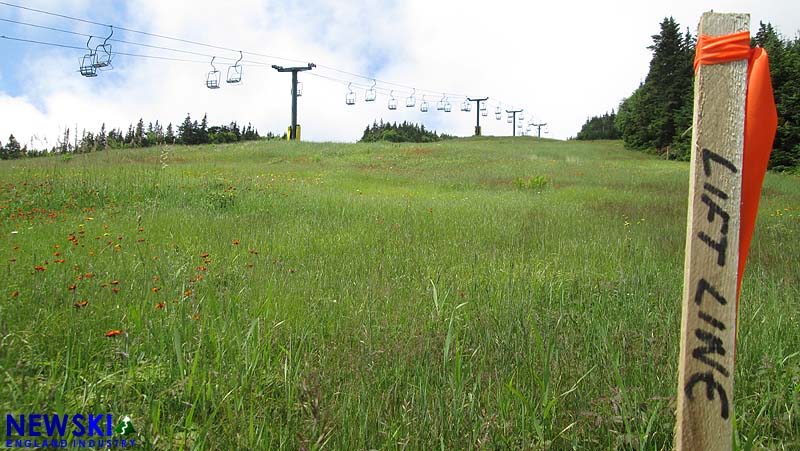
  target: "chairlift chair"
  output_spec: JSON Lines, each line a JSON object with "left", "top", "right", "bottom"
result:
{"left": 206, "top": 57, "right": 221, "bottom": 89}
{"left": 518, "top": 112, "right": 525, "bottom": 121}
{"left": 80, "top": 53, "right": 98, "bottom": 77}
{"left": 406, "top": 89, "right": 416, "bottom": 108}
{"left": 507, "top": 116, "right": 513, "bottom": 123}
{"left": 481, "top": 107, "right": 488, "bottom": 117}
{"left": 444, "top": 101, "right": 452, "bottom": 113}
{"left": 437, "top": 95, "right": 446, "bottom": 111}
{"left": 79, "top": 36, "right": 98, "bottom": 77}
{"left": 296, "top": 82, "right": 303, "bottom": 97}
{"left": 346, "top": 83, "right": 356, "bottom": 105}
{"left": 517, "top": 121, "right": 523, "bottom": 128}
{"left": 495, "top": 106, "right": 502, "bottom": 120}
{"left": 92, "top": 26, "right": 113, "bottom": 69}
{"left": 462, "top": 100, "right": 472, "bottom": 112}
{"left": 226, "top": 51, "right": 243, "bottom": 84}
{"left": 420, "top": 95, "right": 429, "bottom": 113}
{"left": 365, "top": 80, "right": 377, "bottom": 102}
{"left": 388, "top": 91, "right": 398, "bottom": 110}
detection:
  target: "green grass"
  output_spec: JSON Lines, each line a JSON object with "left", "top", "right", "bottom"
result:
{"left": 1, "top": 137, "right": 798, "bottom": 450}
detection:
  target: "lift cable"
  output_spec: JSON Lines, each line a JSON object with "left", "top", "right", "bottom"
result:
{"left": 0, "top": 2, "right": 523, "bottom": 110}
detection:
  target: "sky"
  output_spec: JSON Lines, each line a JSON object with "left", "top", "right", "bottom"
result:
{"left": 0, "top": 0, "right": 798, "bottom": 147}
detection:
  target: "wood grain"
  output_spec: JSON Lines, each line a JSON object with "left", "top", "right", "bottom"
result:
{"left": 675, "top": 11, "right": 749, "bottom": 451}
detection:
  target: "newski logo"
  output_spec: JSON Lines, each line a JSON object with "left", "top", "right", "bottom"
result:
{"left": 5, "top": 414, "right": 136, "bottom": 449}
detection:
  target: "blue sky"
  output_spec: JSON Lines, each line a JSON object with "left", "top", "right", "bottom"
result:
{"left": 1, "top": 0, "right": 799, "bottom": 146}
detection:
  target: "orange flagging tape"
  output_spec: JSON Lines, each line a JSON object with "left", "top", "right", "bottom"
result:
{"left": 694, "top": 32, "right": 778, "bottom": 304}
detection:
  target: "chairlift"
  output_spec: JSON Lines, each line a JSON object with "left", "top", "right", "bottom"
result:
{"left": 296, "top": 81, "right": 303, "bottom": 96}
{"left": 92, "top": 26, "right": 113, "bottom": 69}
{"left": 365, "top": 79, "right": 377, "bottom": 102}
{"left": 79, "top": 36, "right": 98, "bottom": 77}
{"left": 507, "top": 116, "right": 513, "bottom": 123}
{"left": 206, "top": 57, "right": 221, "bottom": 89}
{"left": 444, "top": 101, "right": 452, "bottom": 113}
{"left": 406, "top": 88, "right": 416, "bottom": 108}
{"left": 495, "top": 106, "right": 502, "bottom": 120}
{"left": 480, "top": 102, "right": 488, "bottom": 112}
{"left": 346, "top": 83, "right": 356, "bottom": 105}
{"left": 461, "top": 99, "right": 472, "bottom": 112}
{"left": 481, "top": 107, "right": 488, "bottom": 117}
{"left": 436, "top": 94, "right": 447, "bottom": 111}
{"left": 518, "top": 111, "right": 525, "bottom": 121}
{"left": 517, "top": 121, "right": 523, "bottom": 128}
{"left": 388, "top": 90, "right": 398, "bottom": 110}
{"left": 226, "top": 51, "right": 243, "bottom": 84}
{"left": 420, "top": 95, "right": 429, "bottom": 113}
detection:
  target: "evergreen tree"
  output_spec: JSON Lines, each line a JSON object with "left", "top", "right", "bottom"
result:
{"left": 178, "top": 114, "right": 194, "bottom": 144}
{"left": 576, "top": 111, "right": 621, "bottom": 140}
{"left": 615, "top": 17, "right": 694, "bottom": 158}
{"left": 125, "top": 125, "right": 135, "bottom": 145}
{"left": 135, "top": 118, "right": 146, "bottom": 147}
{"left": 98, "top": 123, "right": 107, "bottom": 150}
{"left": 1, "top": 135, "right": 24, "bottom": 159}
{"left": 196, "top": 114, "right": 210, "bottom": 144}
{"left": 166, "top": 123, "right": 175, "bottom": 144}
{"left": 754, "top": 22, "right": 800, "bottom": 170}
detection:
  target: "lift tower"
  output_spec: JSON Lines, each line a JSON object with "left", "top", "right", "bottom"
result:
{"left": 272, "top": 63, "right": 315, "bottom": 140}
{"left": 467, "top": 97, "right": 488, "bottom": 136}
{"left": 506, "top": 109, "right": 523, "bottom": 137}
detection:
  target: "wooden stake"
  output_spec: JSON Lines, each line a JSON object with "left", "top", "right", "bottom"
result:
{"left": 675, "top": 12, "right": 749, "bottom": 451}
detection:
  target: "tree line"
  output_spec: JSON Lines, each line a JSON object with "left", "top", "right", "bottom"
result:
{"left": 576, "top": 18, "right": 799, "bottom": 171}
{"left": 360, "top": 120, "right": 454, "bottom": 143}
{"left": 0, "top": 113, "right": 274, "bottom": 159}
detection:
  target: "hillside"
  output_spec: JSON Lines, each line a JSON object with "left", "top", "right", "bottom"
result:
{"left": 1, "top": 137, "right": 798, "bottom": 449}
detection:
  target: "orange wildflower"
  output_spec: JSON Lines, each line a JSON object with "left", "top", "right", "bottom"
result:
{"left": 68, "top": 285, "right": 77, "bottom": 291}
{"left": 193, "top": 314, "right": 200, "bottom": 320}
{"left": 10, "top": 291, "right": 19, "bottom": 298}
{"left": 232, "top": 240, "right": 240, "bottom": 245}
{"left": 203, "top": 259, "right": 212, "bottom": 264}
{"left": 105, "top": 329, "right": 122, "bottom": 337}
{"left": 155, "top": 302, "right": 166, "bottom": 309}
{"left": 112, "top": 287, "right": 120, "bottom": 294}
{"left": 73, "top": 301, "right": 88, "bottom": 308}
{"left": 34, "top": 265, "right": 46, "bottom": 272}
{"left": 151, "top": 287, "right": 160, "bottom": 293}
{"left": 84, "top": 273, "right": 94, "bottom": 279}
{"left": 54, "top": 259, "right": 66, "bottom": 263}
{"left": 201, "top": 253, "right": 209, "bottom": 258}
{"left": 110, "top": 280, "right": 120, "bottom": 285}
{"left": 196, "top": 266, "right": 207, "bottom": 272}
{"left": 53, "top": 252, "right": 61, "bottom": 257}
{"left": 184, "top": 289, "right": 192, "bottom": 297}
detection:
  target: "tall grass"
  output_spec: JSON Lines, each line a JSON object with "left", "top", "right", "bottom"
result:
{"left": 1, "top": 137, "right": 798, "bottom": 450}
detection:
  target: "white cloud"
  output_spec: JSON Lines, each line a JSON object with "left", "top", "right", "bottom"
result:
{"left": 1, "top": 0, "right": 799, "bottom": 145}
